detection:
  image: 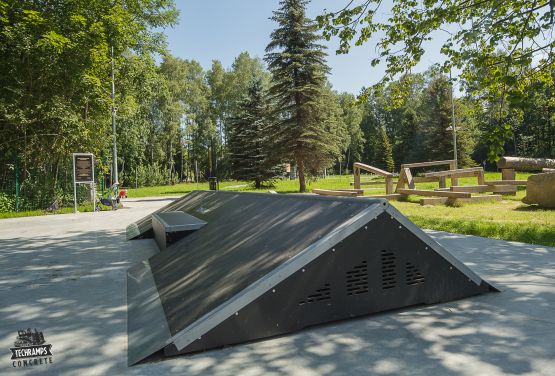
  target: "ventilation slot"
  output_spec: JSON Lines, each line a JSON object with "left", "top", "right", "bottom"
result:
{"left": 298, "top": 283, "right": 331, "bottom": 305}
{"left": 346, "top": 261, "right": 369, "bottom": 296}
{"left": 381, "top": 250, "right": 397, "bottom": 289}
{"left": 405, "top": 262, "right": 425, "bottom": 286}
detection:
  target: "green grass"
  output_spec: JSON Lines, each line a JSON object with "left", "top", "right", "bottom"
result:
{"left": 129, "top": 180, "right": 252, "bottom": 197}
{"left": 0, "top": 203, "right": 96, "bottom": 219}
{"left": 392, "top": 200, "right": 555, "bottom": 247}
{"left": 2, "top": 172, "right": 553, "bottom": 247}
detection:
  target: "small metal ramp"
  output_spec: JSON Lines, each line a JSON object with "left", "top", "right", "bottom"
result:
{"left": 126, "top": 191, "right": 497, "bottom": 365}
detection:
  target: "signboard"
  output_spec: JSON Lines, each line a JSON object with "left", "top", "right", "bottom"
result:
{"left": 72, "top": 153, "right": 95, "bottom": 212}
{"left": 73, "top": 154, "right": 94, "bottom": 183}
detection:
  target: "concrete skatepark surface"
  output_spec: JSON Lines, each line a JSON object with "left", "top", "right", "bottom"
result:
{"left": 0, "top": 196, "right": 554, "bottom": 376}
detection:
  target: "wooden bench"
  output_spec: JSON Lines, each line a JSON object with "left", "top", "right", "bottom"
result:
{"left": 444, "top": 185, "right": 517, "bottom": 194}
{"left": 401, "top": 160, "right": 458, "bottom": 187}
{"left": 420, "top": 195, "right": 502, "bottom": 206}
{"left": 397, "top": 188, "right": 471, "bottom": 198}
{"left": 422, "top": 167, "right": 485, "bottom": 184}
{"left": 484, "top": 180, "right": 528, "bottom": 185}
{"left": 312, "top": 189, "right": 359, "bottom": 197}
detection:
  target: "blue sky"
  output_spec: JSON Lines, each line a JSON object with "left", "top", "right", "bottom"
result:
{"left": 162, "top": 0, "right": 449, "bottom": 94}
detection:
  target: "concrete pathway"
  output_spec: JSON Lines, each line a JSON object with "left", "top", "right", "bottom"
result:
{"left": 0, "top": 197, "right": 553, "bottom": 376}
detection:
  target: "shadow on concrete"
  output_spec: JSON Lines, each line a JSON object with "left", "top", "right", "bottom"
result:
{"left": 0, "top": 228, "right": 156, "bottom": 376}
{"left": 133, "top": 292, "right": 555, "bottom": 376}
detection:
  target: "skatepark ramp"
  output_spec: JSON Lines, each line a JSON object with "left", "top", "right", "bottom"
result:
{"left": 126, "top": 191, "right": 497, "bottom": 365}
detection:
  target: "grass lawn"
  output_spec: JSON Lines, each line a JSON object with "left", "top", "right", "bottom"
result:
{"left": 0, "top": 203, "right": 96, "bottom": 219}
{"left": 2, "top": 172, "right": 553, "bottom": 247}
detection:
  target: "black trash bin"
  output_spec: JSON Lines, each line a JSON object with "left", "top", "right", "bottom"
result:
{"left": 208, "top": 177, "right": 218, "bottom": 190}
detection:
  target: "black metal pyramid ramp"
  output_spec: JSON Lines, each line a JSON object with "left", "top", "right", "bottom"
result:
{"left": 126, "top": 191, "right": 497, "bottom": 365}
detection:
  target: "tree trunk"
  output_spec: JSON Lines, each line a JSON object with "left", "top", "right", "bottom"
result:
{"left": 497, "top": 156, "right": 555, "bottom": 171}
{"left": 297, "top": 158, "right": 306, "bottom": 193}
{"left": 52, "top": 159, "right": 59, "bottom": 198}
{"left": 345, "top": 148, "right": 351, "bottom": 174}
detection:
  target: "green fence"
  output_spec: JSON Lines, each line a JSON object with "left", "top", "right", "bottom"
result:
{"left": 0, "top": 158, "right": 104, "bottom": 213}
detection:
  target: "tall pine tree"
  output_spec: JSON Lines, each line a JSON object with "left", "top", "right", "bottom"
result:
{"left": 228, "top": 79, "right": 281, "bottom": 188}
{"left": 378, "top": 126, "right": 395, "bottom": 172}
{"left": 265, "top": 0, "right": 337, "bottom": 192}
{"left": 421, "top": 74, "right": 454, "bottom": 161}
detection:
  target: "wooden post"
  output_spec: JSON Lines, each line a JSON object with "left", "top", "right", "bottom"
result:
{"left": 403, "top": 168, "right": 415, "bottom": 189}
{"left": 501, "top": 168, "right": 516, "bottom": 181}
{"left": 395, "top": 169, "right": 407, "bottom": 193}
{"left": 500, "top": 168, "right": 517, "bottom": 195}
{"left": 439, "top": 176, "right": 446, "bottom": 188}
{"left": 385, "top": 176, "right": 393, "bottom": 194}
{"left": 477, "top": 170, "right": 485, "bottom": 185}
{"left": 449, "top": 160, "right": 458, "bottom": 186}
{"left": 353, "top": 166, "right": 360, "bottom": 190}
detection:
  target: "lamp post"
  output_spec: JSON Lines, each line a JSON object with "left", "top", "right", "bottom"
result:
{"left": 450, "top": 69, "right": 458, "bottom": 168}
{"left": 111, "top": 46, "right": 119, "bottom": 186}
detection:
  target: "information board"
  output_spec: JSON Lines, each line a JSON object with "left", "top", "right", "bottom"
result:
{"left": 73, "top": 154, "right": 94, "bottom": 183}
{"left": 72, "top": 153, "right": 95, "bottom": 212}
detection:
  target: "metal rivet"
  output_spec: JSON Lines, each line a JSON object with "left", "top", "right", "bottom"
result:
{"left": 449, "top": 267, "right": 453, "bottom": 270}
{"left": 302, "top": 268, "right": 305, "bottom": 272}
{"left": 364, "top": 226, "right": 368, "bottom": 230}
{"left": 398, "top": 225, "right": 402, "bottom": 229}
{"left": 235, "top": 312, "right": 238, "bottom": 316}
{"left": 332, "top": 248, "right": 335, "bottom": 252}
{"left": 272, "top": 289, "right": 276, "bottom": 293}
{"left": 425, "top": 247, "right": 428, "bottom": 250}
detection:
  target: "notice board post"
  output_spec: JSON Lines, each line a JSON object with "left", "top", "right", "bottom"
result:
{"left": 73, "top": 153, "right": 95, "bottom": 213}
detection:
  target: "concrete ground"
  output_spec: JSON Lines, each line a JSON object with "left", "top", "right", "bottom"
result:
{"left": 0, "top": 197, "right": 554, "bottom": 376}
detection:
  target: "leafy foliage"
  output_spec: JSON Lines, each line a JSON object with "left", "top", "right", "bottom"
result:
{"left": 359, "top": 68, "right": 481, "bottom": 169}
{"left": 0, "top": 0, "right": 178, "bottom": 204}
{"left": 317, "top": 0, "right": 555, "bottom": 159}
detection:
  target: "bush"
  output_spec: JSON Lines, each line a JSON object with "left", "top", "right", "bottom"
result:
{"left": 0, "top": 192, "right": 16, "bottom": 212}
{"left": 121, "top": 163, "right": 178, "bottom": 188}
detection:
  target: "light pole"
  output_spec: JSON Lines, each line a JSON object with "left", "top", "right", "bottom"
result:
{"left": 450, "top": 69, "right": 458, "bottom": 168}
{"left": 111, "top": 46, "right": 119, "bottom": 186}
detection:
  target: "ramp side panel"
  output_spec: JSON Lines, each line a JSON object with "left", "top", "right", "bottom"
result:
{"left": 385, "top": 204, "right": 491, "bottom": 286}
{"left": 167, "top": 211, "right": 494, "bottom": 356}
{"left": 149, "top": 192, "right": 383, "bottom": 336}
{"left": 127, "top": 260, "right": 172, "bottom": 365}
